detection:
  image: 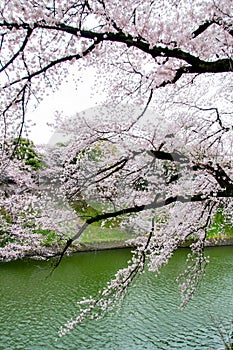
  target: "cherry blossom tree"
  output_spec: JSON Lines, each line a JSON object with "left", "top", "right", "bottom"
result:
{"left": 0, "top": 0, "right": 233, "bottom": 334}
{"left": 0, "top": 140, "right": 81, "bottom": 261}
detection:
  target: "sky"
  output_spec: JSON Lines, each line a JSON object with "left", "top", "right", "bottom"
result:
{"left": 28, "top": 66, "right": 105, "bottom": 145}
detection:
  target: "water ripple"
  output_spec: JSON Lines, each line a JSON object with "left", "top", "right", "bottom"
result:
{"left": 0, "top": 247, "right": 232, "bottom": 349}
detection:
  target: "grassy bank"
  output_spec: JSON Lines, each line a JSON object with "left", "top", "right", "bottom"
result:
{"left": 80, "top": 225, "right": 134, "bottom": 244}
{"left": 42, "top": 206, "right": 233, "bottom": 250}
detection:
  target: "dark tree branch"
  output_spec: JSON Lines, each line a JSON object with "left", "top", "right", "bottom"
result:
{"left": 58, "top": 25, "right": 233, "bottom": 73}
{"left": 193, "top": 162, "right": 233, "bottom": 193}
{"left": 149, "top": 149, "right": 189, "bottom": 163}
{"left": 95, "top": 158, "right": 128, "bottom": 182}
{"left": 3, "top": 40, "right": 99, "bottom": 88}
{"left": 192, "top": 19, "right": 216, "bottom": 38}
{"left": 192, "top": 16, "right": 233, "bottom": 38}
{"left": 53, "top": 186, "right": 232, "bottom": 270}
{"left": 9, "top": 85, "right": 28, "bottom": 160}
{"left": 0, "top": 28, "right": 33, "bottom": 73}
{"left": 1, "top": 21, "right": 233, "bottom": 83}
{"left": 124, "top": 88, "right": 154, "bottom": 131}
{"left": 50, "top": 222, "right": 89, "bottom": 273}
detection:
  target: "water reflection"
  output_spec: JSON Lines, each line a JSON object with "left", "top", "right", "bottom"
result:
{"left": 0, "top": 247, "right": 232, "bottom": 349}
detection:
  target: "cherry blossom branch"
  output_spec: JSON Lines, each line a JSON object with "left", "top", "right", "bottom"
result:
{"left": 9, "top": 85, "right": 28, "bottom": 159}
{"left": 192, "top": 11, "right": 233, "bottom": 39}
{"left": 53, "top": 185, "right": 232, "bottom": 270}
{"left": 178, "top": 201, "right": 217, "bottom": 305}
{"left": 1, "top": 21, "right": 233, "bottom": 78}
{"left": 41, "top": 25, "right": 233, "bottom": 74}
{"left": 59, "top": 218, "right": 155, "bottom": 335}
{"left": 124, "top": 88, "right": 154, "bottom": 131}
{"left": 192, "top": 19, "right": 217, "bottom": 38}
{"left": 193, "top": 162, "right": 233, "bottom": 192}
{"left": 2, "top": 40, "right": 99, "bottom": 88}
{"left": 0, "top": 28, "right": 33, "bottom": 73}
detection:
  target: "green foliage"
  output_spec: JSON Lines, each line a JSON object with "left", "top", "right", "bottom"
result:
{"left": 12, "top": 137, "right": 43, "bottom": 170}
{"left": 71, "top": 197, "right": 124, "bottom": 229}
{"left": 133, "top": 177, "right": 149, "bottom": 191}
{"left": 33, "top": 229, "right": 65, "bottom": 247}
{"left": 69, "top": 196, "right": 133, "bottom": 243}
{"left": 71, "top": 199, "right": 102, "bottom": 224}
{"left": 86, "top": 145, "right": 103, "bottom": 162}
{"left": 69, "top": 143, "right": 103, "bottom": 165}
{"left": 0, "top": 208, "right": 12, "bottom": 224}
{"left": 42, "top": 232, "right": 61, "bottom": 246}
{"left": 0, "top": 232, "right": 14, "bottom": 247}
{"left": 207, "top": 209, "right": 233, "bottom": 239}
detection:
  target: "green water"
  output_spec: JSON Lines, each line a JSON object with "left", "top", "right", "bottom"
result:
{"left": 0, "top": 246, "right": 232, "bottom": 349}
